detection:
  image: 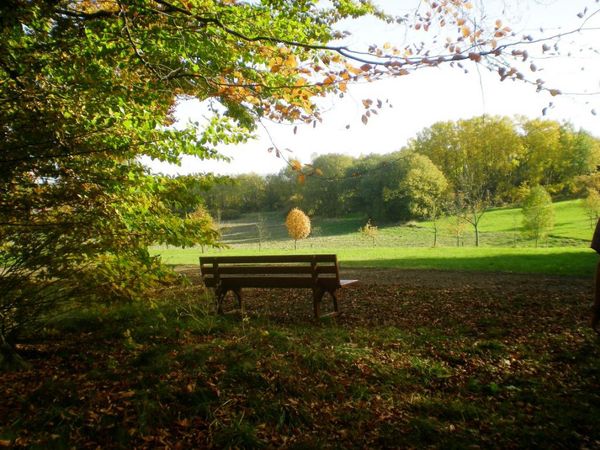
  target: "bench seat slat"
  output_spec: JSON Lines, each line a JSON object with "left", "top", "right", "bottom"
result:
{"left": 203, "top": 276, "right": 342, "bottom": 289}
{"left": 206, "top": 277, "right": 342, "bottom": 289}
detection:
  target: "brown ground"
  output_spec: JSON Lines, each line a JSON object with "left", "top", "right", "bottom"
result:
{"left": 177, "top": 265, "right": 591, "bottom": 294}
{"left": 1, "top": 267, "right": 597, "bottom": 448}
{"left": 177, "top": 265, "right": 594, "bottom": 328}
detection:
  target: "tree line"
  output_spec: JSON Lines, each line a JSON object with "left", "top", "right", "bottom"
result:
{"left": 203, "top": 116, "right": 600, "bottom": 232}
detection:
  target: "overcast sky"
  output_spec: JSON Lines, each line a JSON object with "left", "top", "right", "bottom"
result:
{"left": 144, "top": 0, "right": 600, "bottom": 176}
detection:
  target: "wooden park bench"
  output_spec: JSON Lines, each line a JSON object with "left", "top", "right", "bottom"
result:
{"left": 199, "top": 254, "right": 358, "bottom": 318}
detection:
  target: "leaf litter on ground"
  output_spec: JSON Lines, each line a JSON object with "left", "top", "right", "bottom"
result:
{"left": 1, "top": 269, "right": 599, "bottom": 448}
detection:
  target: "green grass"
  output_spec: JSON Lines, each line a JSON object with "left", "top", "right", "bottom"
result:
{"left": 153, "top": 199, "right": 597, "bottom": 277}
{"left": 421, "top": 198, "right": 592, "bottom": 246}
{"left": 155, "top": 247, "right": 596, "bottom": 278}
{"left": 210, "top": 199, "right": 593, "bottom": 248}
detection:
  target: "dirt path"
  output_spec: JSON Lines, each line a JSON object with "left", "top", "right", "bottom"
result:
{"left": 176, "top": 265, "right": 592, "bottom": 295}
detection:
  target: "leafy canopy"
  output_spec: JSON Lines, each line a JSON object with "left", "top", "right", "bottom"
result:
{"left": 2, "top": 0, "right": 356, "bottom": 342}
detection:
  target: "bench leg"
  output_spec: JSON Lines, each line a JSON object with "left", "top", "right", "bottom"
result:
{"left": 215, "top": 287, "right": 226, "bottom": 315}
{"left": 329, "top": 290, "right": 339, "bottom": 313}
{"left": 233, "top": 288, "right": 243, "bottom": 311}
{"left": 313, "top": 287, "right": 325, "bottom": 319}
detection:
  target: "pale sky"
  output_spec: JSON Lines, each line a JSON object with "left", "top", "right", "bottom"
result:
{"left": 144, "top": 0, "right": 600, "bottom": 176}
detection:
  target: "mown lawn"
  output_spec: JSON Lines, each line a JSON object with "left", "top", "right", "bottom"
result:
{"left": 155, "top": 246, "right": 597, "bottom": 278}
{"left": 212, "top": 199, "right": 594, "bottom": 249}
{"left": 151, "top": 198, "right": 597, "bottom": 277}
{"left": 430, "top": 198, "right": 592, "bottom": 244}
{"left": 2, "top": 273, "right": 599, "bottom": 448}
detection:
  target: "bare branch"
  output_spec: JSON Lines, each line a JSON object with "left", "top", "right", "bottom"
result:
{"left": 55, "top": 8, "right": 119, "bottom": 20}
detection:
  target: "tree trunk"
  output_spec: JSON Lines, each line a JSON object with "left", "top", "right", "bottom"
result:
{"left": 592, "top": 260, "right": 600, "bottom": 334}
{"left": 0, "top": 332, "right": 30, "bottom": 372}
{"left": 474, "top": 224, "right": 480, "bottom": 247}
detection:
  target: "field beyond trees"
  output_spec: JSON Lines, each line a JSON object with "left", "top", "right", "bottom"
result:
{"left": 154, "top": 199, "right": 598, "bottom": 277}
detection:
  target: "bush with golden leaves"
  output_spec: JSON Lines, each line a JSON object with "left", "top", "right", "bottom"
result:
{"left": 285, "top": 208, "right": 311, "bottom": 250}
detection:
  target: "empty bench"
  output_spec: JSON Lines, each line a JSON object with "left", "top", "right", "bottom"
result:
{"left": 199, "top": 255, "right": 358, "bottom": 318}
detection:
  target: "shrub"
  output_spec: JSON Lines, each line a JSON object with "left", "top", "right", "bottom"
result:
{"left": 359, "top": 220, "right": 378, "bottom": 246}
{"left": 285, "top": 208, "right": 311, "bottom": 250}
{"left": 522, "top": 186, "right": 554, "bottom": 247}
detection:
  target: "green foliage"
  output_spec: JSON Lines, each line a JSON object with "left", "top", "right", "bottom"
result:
{"left": 521, "top": 186, "right": 555, "bottom": 247}
{"left": 398, "top": 154, "right": 448, "bottom": 219}
{"left": 519, "top": 120, "right": 600, "bottom": 195}
{"left": 583, "top": 190, "right": 600, "bottom": 228}
{"left": 204, "top": 174, "right": 268, "bottom": 217}
{"left": 204, "top": 116, "right": 600, "bottom": 229}
{"left": 301, "top": 154, "right": 355, "bottom": 217}
{"left": 409, "top": 116, "right": 523, "bottom": 203}
{"left": 398, "top": 154, "right": 448, "bottom": 246}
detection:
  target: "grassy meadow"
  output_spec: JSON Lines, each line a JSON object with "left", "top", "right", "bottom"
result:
{"left": 153, "top": 199, "right": 598, "bottom": 277}
{"left": 157, "top": 246, "right": 596, "bottom": 278}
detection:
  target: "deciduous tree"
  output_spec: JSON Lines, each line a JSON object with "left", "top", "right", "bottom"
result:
{"left": 412, "top": 116, "right": 523, "bottom": 245}
{"left": 522, "top": 186, "right": 555, "bottom": 247}
{"left": 302, "top": 154, "right": 355, "bottom": 217}
{"left": 359, "top": 220, "right": 379, "bottom": 247}
{"left": 399, "top": 154, "right": 449, "bottom": 247}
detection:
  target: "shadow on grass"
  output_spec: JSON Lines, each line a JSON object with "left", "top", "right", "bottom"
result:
{"left": 344, "top": 250, "right": 596, "bottom": 277}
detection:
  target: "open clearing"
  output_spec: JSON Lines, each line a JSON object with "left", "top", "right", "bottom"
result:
{"left": 159, "top": 247, "right": 597, "bottom": 277}
{"left": 153, "top": 199, "right": 598, "bottom": 277}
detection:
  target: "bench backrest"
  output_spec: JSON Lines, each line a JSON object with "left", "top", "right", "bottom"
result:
{"left": 199, "top": 254, "right": 341, "bottom": 290}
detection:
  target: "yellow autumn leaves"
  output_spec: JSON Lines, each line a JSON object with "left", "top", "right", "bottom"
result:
{"left": 285, "top": 208, "right": 311, "bottom": 249}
